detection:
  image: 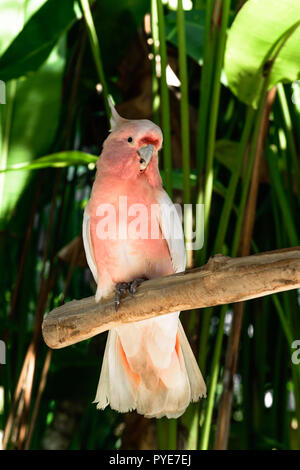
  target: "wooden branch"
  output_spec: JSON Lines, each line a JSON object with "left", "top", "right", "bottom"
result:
{"left": 42, "top": 247, "right": 300, "bottom": 349}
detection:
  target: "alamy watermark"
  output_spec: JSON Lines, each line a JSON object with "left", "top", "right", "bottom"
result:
{"left": 291, "top": 80, "right": 300, "bottom": 106}
{"left": 0, "top": 80, "right": 5, "bottom": 104}
{"left": 93, "top": 198, "right": 204, "bottom": 250}
{"left": 0, "top": 340, "right": 5, "bottom": 365}
{"left": 291, "top": 340, "right": 300, "bottom": 365}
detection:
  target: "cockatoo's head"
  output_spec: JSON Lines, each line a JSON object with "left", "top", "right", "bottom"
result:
{"left": 97, "top": 98, "right": 163, "bottom": 186}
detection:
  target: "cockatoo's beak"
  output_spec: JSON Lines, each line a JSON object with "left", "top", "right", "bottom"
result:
{"left": 138, "top": 144, "right": 155, "bottom": 170}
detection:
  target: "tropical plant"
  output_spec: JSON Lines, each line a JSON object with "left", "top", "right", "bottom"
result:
{"left": 0, "top": 0, "right": 300, "bottom": 450}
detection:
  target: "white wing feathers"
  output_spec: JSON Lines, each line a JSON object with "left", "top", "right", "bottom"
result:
{"left": 157, "top": 189, "right": 186, "bottom": 274}
{"left": 82, "top": 207, "right": 98, "bottom": 283}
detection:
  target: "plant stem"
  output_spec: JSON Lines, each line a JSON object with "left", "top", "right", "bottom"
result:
{"left": 79, "top": 0, "right": 110, "bottom": 119}
{"left": 213, "top": 107, "right": 256, "bottom": 253}
{"left": 272, "top": 295, "right": 293, "bottom": 345}
{"left": 151, "top": 0, "right": 160, "bottom": 125}
{"left": 176, "top": 0, "right": 191, "bottom": 205}
{"left": 201, "top": 0, "right": 231, "bottom": 263}
{"left": 167, "top": 419, "right": 177, "bottom": 450}
{"left": 266, "top": 148, "right": 298, "bottom": 247}
{"left": 199, "top": 305, "right": 226, "bottom": 449}
{"left": 156, "top": 0, "right": 173, "bottom": 197}
{"left": 197, "top": 0, "right": 233, "bottom": 389}
{"left": 231, "top": 105, "right": 264, "bottom": 256}
{"left": 196, "top": 0, "right": 215, "bottom": 174}
{"left": 277, "top": 83, "right": 300, "bottom": 203}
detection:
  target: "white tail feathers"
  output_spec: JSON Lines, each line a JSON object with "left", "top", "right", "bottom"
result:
{"left": 93, "top": 318, "right": 206, "bottom": 419}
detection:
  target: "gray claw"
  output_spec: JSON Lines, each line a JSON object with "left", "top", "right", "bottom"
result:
{"left": 129, "top": 278, "right": 146, "bottom": 297}
{"left": 114, "top": 292, "right": 120, "bottom": 312}
{"left": 114, "top": 282, "right": 128, "bottom": 311}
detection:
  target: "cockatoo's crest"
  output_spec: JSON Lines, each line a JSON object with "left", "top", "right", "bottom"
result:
{"left": 108, "top": 96, "right": 127, "bottom": 131}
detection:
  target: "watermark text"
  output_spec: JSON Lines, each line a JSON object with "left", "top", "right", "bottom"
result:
{"left": 0, "top": 340, "right": 6, "bottom": 365}
{"left": 0, "top": 80, "right": 5, "bottom": 104}
{"left": 93, "top": 198, "right": 204, "bottom": 250}
{"left": 291, "top": 339, "right": 300, "bottom": 365}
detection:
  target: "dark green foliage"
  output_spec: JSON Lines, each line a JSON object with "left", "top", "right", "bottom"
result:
{"left": 0, "top": 0, "right": 300, "bottom": 450}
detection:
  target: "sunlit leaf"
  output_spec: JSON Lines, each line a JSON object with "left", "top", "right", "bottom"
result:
{"left": 225, "top": 0, "right": 300, "bottom": 107}
{"left": 0, "top": 151, "right": 98, "bottom": 172}
{"left": 0, "top": 0, "right": 78, "bottom": 80}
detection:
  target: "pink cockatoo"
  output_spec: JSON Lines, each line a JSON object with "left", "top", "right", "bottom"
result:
{"left": 82, "top": 99, "right": 206, "bottom": 418}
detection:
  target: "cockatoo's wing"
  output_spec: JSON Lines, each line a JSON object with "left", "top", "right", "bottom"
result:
{"left": 142, "top": 188, "right": 187, "bottom": 369}
{"left": 82, "top": 206, "right": 98, "bottom": 284}
{"left": 156, "top": 189, "right": 186, "bottom": 274}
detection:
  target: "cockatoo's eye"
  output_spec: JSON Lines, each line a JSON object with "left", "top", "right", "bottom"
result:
{"left": 127, "top": 137, "right": 133, "bottom": 143}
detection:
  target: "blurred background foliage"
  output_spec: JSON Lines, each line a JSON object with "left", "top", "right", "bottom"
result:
{"left": 0, "top": 0, "right": 300, "bottom": 450}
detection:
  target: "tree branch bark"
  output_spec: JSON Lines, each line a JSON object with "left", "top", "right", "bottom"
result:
{"left": 42, "top": 247, "right": 300, "bottom": 350}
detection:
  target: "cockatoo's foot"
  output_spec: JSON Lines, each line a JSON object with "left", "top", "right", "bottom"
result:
{"left": 114, "top": 278, "right": 147, "bottom": 311}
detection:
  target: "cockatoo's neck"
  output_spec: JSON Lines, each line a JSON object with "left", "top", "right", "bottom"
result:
{"left": 96, "top": 148, "right": 163, "bottom": 189}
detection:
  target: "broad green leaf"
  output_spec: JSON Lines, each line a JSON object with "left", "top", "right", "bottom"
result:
{"left": 225, "top": 0, "right": 300, "bottom": 107}
{"left": 0, "top": 0, "right": 78, "bottom": 81}
{"left": 0, "top": 151, "right": 98, "bottom": 172}
{"left": 0, "top": 42, "right": 66, "bottom": 228}
{"left": 0, "top": 0, "right": 33, "bottom": 54}
{"left": 165, "top": 10, "right": 205, "bottom": 64}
